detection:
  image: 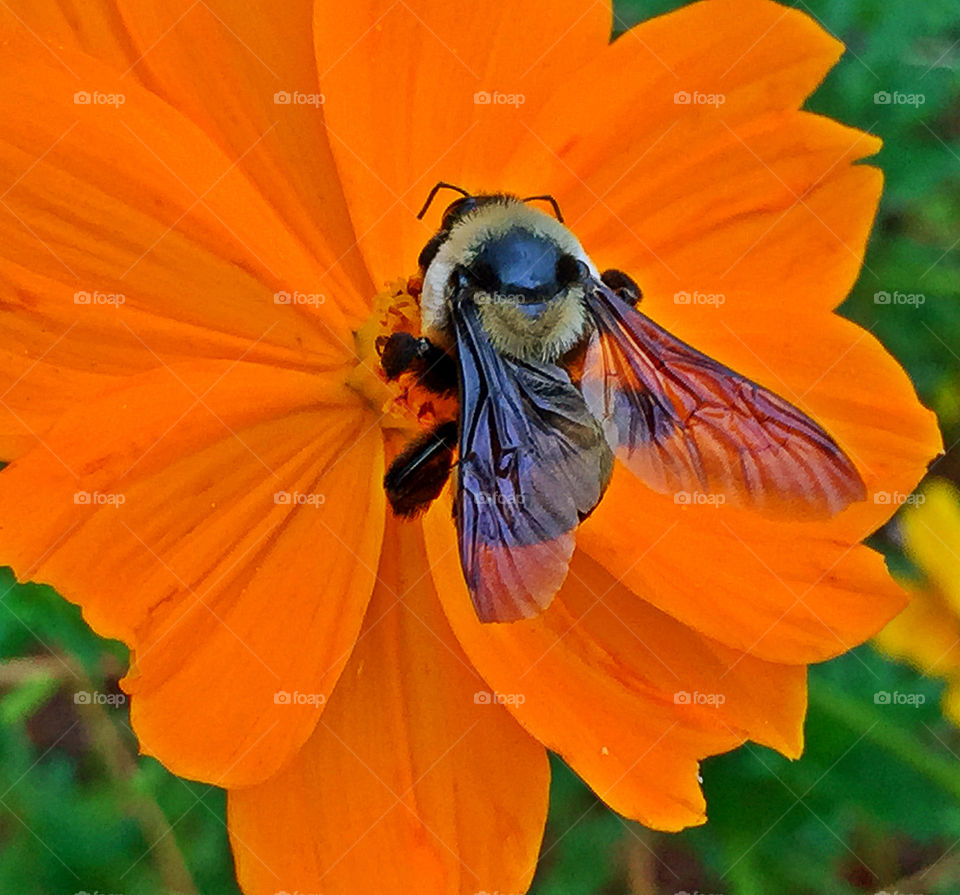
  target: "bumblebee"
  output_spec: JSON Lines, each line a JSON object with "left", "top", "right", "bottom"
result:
{"left": 380, "top": 183, "right": 866, "bottom": 623}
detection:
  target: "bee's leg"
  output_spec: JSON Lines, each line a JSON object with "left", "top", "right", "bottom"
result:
{"left": 600, "top": 269, "right": 642, "bottom": 307}
{"left": 378, "top": 332, "right": 458, "bottom": 395}
{"left": 378, "top": 331, "right": 425, "bottom": 378}
{"left": 384, "top": 420, "right": 458, "bottom": 517}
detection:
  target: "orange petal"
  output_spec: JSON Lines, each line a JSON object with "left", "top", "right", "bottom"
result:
{"left": 588, "top": 0, "right": 844, "bottom": 126}
{"left": 312, "top": 0, "right": 612, "bottom": 279}
{"left": 0, "top": 43, "right": 355, "bottom": 459}
{"left": 423, "top": 504, "right": 750, "bottom": 830}
{"left": 0, "top": 0, "right": 141, "bottom": 71}
{"left": 312, "top": 0, "right": 851, "bottom": 283}
{"left": 496, "top": 3, "right": 887, "bottom": 354}
{"left": 0, "top": 0, "right": 372, "bottom": 322}
{"left": 562, "top": 553, "right": 808, "bottom": 758}
{"left": 0, "top": 361, "right": 384, "bottom": 785}
{"left": 579, "top": 468, "right": 909, "bottom": 664}
{"left": 504, "top": 0, "right": 866, "bottom": 305}
{"left": 562, "top": 116, "right": 882, "bottom": 315}
{"left": 228, "top": 517, "right": 549, "bottom": 895}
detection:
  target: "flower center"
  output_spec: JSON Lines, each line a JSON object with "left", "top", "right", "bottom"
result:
{"left": 349, "top": 276, "right": 458, "bottom": 436}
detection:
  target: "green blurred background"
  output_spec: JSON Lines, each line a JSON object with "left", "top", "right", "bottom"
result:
{"left": 1, "top": 1, "right": 959, "bottom": 893}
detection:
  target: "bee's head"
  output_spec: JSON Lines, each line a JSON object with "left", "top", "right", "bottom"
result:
{"left": 458, "top": 226, "right": 586, "bottom": 315}
{"left": 419, "top": 195, "right": 595, "bottom": 361}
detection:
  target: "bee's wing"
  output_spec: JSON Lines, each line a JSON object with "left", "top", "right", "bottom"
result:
{"left": 581, "top": 283, "right": 866, "bottom": 517}
{"left": 452, "top": 300, "right": 612, "bottom": 623}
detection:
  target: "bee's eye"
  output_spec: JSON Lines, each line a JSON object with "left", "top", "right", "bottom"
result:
{"left": 556, "top": 253, "right": 587, "bottom": 286}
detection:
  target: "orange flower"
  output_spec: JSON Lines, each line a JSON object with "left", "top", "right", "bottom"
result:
{"left": 0, "top": 0, "right": 941, "bottom": 893}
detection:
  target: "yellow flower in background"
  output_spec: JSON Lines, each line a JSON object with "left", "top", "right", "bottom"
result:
{"left": 875, "top": 479, "right": 960, "bottom": 722}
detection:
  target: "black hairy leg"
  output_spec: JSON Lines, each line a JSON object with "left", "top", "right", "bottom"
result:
{"left": 600, "top": 268, "right": 642, "bottom": 306}
{"left": 384, "top": 420, "right": 458, "bottom": 517}
{"left": 378, "top": 332, "right": 458, "bottom": 395}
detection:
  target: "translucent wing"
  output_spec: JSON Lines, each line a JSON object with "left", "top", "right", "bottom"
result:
{"left": 452, "top": 300, "right": 612, "bottom": 622}
{"left": 581, "top": 284, "right": 866, "bottom": 517}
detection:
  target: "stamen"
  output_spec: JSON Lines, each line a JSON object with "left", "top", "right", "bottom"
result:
{"left": 349, "top": 277, "right": 456, "bottom": 433}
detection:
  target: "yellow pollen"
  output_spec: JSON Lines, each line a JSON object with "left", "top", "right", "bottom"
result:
{"left": 348, "top": 276, "right": 447, "bottom": 433}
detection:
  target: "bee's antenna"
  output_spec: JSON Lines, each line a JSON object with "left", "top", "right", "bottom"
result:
{"left": 417, "top": 182, "right": 472, "bottom": 220}
{"left": 522, "top": 194, "right": 564, "bottom": 223}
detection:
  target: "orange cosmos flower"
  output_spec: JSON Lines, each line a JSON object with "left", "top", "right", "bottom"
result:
{"left": 0, "top": 0, "right": 941, "bottom": 892}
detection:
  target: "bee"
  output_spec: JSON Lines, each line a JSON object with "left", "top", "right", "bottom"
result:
{"left": 380, "top": 182, "right": 866, "bottom": 623}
